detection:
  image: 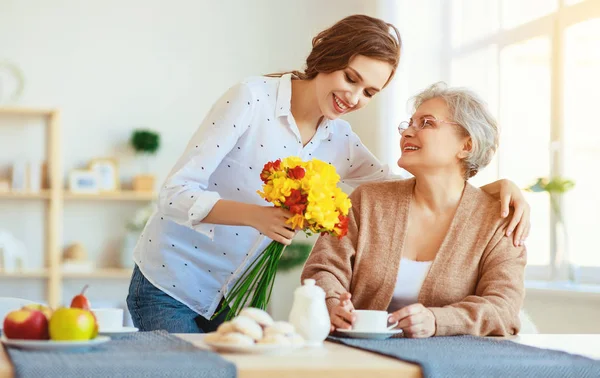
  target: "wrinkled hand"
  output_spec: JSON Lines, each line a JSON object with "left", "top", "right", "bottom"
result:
{"left": 329, "top": 292, "right": 355, "bottom": 333}
{"left": 250, "top": 207, "right": 296, "bottom": 245}
{"left": 499, "top": 179, "right": 531, "bottom": 247}
{"left": 389, "top": 303, "right": 436, "bottom": 338}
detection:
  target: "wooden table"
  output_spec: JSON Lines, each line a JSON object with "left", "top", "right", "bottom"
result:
{"left": 0, "top": 334, "right": 599, "bottom": 378}
{"left": 178, "top": 334, "right": 420, "bottom": 378}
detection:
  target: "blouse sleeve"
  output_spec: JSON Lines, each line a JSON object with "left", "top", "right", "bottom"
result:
{"left": 341, "top": 132, "right": 411, "bottom": 189}
{"left": 158, "top": 82, "right": 255, "bottom": 239}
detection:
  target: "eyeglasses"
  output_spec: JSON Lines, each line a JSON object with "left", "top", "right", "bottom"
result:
{"left": 398, "top": 117, "right": 459, "bottom": 134}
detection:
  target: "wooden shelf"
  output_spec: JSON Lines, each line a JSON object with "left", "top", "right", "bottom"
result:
{"left": 0, "top": 270, "right": 49, "bottom": 278}
{"left": 0, "top": 190, "right": 51, "bottom": 199}
{"left": 0, "top": 269, "right": 133, "bottom": 279}
{"left": 0, "top": 190, "right": 154, "bottom": 201}
{"left": 62, "top": 268, "right": 133, "bottom": 279}
{"left": 0, "top": 107, "right": 56, "bottom": 116}
{"left": 64, "top": 190, "right": 155, "bottom": 201}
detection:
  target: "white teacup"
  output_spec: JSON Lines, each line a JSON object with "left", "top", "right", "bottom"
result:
{"left": 92, "top": 308, "right": 124, "bottom": 331}
{"left": 352, "top": 310, "right": 398, "bottom": 332}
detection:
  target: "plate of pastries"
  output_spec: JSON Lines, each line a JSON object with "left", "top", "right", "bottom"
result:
{"left": 203, "top": 308, "right": 305, "bottom": 354}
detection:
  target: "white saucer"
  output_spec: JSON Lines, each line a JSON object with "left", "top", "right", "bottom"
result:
{"left": 335, "top": 328, "right": 403, "bottom": 340}
{"left": 99, "top": 327, "right": 138, "bottom": 335}
{"left": 1, "top": 335, "right": 110, "bottom": 351}
{"left": 204, "top": 339, "right": 304, "bottom": 354}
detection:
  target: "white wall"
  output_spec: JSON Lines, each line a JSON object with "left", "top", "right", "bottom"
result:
{"left": 0, "top": 0, "right": 382, "bottom": 306}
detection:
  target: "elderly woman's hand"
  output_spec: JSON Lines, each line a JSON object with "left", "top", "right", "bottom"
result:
{"left": 498, "top": 179, "right": 531, "bottom": 247}
{"left": 389, "top": 303, "right": 436, "bottom": 338}
{"left": 329, "top": 292, "right": 355, "bottom": 332}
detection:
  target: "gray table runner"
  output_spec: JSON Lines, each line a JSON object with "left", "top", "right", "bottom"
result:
{"left": 329, "top": 335, "right": 600, "bottom": 378}
{"left": 5, "top": 331, "right": 236, "bottom": 378}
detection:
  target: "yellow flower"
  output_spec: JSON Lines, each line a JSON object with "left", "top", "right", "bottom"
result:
{"left": 287, "top": 214, "right": 305, "bottom": 229}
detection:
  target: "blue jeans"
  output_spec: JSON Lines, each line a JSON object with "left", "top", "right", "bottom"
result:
{"left": 126, "top": 265, "right": 229, "bottom": 333}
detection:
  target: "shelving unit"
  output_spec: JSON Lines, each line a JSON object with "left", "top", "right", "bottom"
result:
{"left": 64, "top": 191, "right": 155, "bottom": 201}
{"left": 0, "top": 191, "right": 51, "bottom": 199}
{"left": 62, "top": 268, "right": 134, "bottom": 279}
{"left": 0, "top": 270, "right": 49, "bottom": 279}
{"left": 0, "top": 107, "right": 154, "bottom": 307}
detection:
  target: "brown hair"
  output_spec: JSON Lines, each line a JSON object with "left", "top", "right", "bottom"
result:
{"left": 266, "top": 15, "right": 402, "bottom": 88}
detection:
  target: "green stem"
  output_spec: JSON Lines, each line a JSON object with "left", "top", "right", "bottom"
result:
{"left": 217, "top": 241, "right": 286, "bottom": 321}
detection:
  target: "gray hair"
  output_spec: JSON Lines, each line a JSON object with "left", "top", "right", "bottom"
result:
{"left": 410, "top": 82, "right": 499, "bottom": 179}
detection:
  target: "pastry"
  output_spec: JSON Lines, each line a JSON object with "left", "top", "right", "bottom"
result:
{"left": 231, "top": 315, "right": 263, "bottom": 340}
{"left": 240, "top": 307, "right": 274, "bottom": 327}
{"left": 257, "top": 333, "right": 292, "bottom": 346}
{"left": 263, "top": 321, "right": 296, "bottom": 337}
{"left": 219, "top": 332, "right": 255, "bottom": 346}
{"left": 216, "top": 321, "right": 236, "bottom": 334}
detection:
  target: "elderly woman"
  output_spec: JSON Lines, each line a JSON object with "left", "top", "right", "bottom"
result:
{"left": 301, "top": 83, "right": 526, "bottom": 338}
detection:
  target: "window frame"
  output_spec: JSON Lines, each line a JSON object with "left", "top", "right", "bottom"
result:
{"left": 443, "top": 0, "right": 600, "bottom": 284}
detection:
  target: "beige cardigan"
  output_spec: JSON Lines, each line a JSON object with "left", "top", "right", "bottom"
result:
{"left": 301, "top": 178, "right": 526, "bottom": 336}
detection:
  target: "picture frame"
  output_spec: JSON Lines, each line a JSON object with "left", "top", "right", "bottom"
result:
{"left": 89, "top": 158, "right": 120, "bottom": 192}
{"left": 68, "top": 170, "right": 100, "bottom": 194}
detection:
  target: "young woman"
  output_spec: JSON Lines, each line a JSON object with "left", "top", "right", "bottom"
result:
{"left": 126, "top": 15, "right": 530, "bottom": 333}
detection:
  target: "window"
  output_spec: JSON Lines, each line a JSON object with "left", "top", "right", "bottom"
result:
{"left": 446, "top": 0, "right": 600, "bottom": 283}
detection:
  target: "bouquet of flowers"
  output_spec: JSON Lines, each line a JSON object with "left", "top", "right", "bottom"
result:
{"left": 217, "top": 157, "right": 351, "bottom": 320}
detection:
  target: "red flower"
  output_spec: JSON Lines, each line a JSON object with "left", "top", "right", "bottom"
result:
{"left": 335, "top": 214, "right": 349, "bottom": 239}
{"left": 260, "top": 159, "right": 282, "bottom": 183}
{"left": 288, "top": 166, "right": 305, "bottom": 180}
{"left": 284, "top": 189, "right": 308, "bottom": 215}
{"left": 289, "top": 203, "right": 307, "bottom": 215}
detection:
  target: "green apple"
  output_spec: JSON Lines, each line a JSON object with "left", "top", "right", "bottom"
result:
{"left": 49, "top": 308, "right": 96, "bottom": 341}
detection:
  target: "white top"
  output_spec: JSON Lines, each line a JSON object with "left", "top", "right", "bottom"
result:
{"left": 387, "top": 258, "right": 433, "bottom": 312}
{"left": 133, "top": 74, "right": 409, "bottom": 318}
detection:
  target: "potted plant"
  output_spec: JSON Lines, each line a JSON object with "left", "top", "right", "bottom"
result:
{"left": 130, "top": 129, "right": 160, "bottom": 192}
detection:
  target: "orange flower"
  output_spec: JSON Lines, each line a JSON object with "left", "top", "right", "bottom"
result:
{"left": 260, "top": 159, "right": 282, "bottom": 183}
{"left": 334, "top": 214, "right": 349, "bottom": 239}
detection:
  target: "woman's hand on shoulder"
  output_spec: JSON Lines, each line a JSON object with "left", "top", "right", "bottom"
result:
{"left": 498, "top": 179, "right": 531, "bottom": 247}
{"left": 481, "top": 179, "right": 531, "bottom": 247}
{"left": 389, "top": 303, "right": 436, "bottom": 338}
{"left": 329, "top": 292, "right": 355, "bottom": 332}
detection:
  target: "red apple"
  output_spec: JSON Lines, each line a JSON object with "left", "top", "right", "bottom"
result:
{"left": 21, "top": 304, "right": 53, "bottom": 321}
{"left": 3, "top": 309, "right": 50, "bottom": 340}
{"left": 70, "top": 285, "right": 91, "bottom": 310}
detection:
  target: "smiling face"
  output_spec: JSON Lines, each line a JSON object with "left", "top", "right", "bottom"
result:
{"left": 314, "top": 55, "right": 393, "bottom": 120}
{"left": 398, "top": 97, "right": 471, "bottom": 176}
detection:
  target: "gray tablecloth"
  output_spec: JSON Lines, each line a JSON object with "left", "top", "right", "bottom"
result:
{"left": 5, "top": 331, "right": 236, "bottom": 378}
{"left": 329, "top": 335, "right": 600, "bottom": 378}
